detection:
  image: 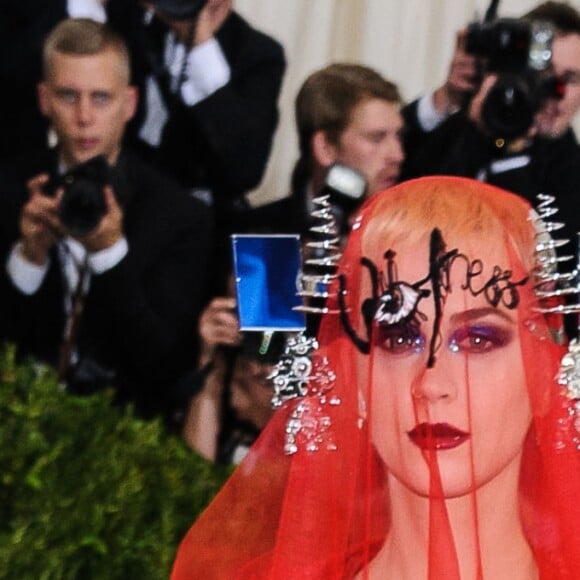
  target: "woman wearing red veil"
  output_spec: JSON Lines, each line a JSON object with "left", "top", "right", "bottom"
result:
{"left": 171, "top": 176, "right": 580, "bottom": 579}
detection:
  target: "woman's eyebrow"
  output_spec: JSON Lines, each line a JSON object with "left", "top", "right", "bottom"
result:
{"left": 449, "top": 307, "right": 514, "bottom": 325}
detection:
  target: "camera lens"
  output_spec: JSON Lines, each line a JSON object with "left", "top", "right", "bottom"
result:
{"left": 59, "top": 175, "right": 107, "bottom": 237}
{"left": 481, "top": 73, "right": 535, "bottom": 139}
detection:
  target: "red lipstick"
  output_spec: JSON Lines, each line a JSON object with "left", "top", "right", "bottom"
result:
{"left": 407, "top": 422, "right": 470, "bottom": 450}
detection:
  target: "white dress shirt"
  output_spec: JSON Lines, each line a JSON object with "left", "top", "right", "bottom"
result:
{"left": 139, "top": 15, "right": 231, "bottom": 147}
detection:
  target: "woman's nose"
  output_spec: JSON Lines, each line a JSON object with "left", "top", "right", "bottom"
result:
{"left": 411, "top": 357, "right": 459, "bottom": 403}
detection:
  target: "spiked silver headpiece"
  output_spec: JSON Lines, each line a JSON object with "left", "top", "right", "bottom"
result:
{"left": 532, "top": 193, "right": 580, "bottom": 447}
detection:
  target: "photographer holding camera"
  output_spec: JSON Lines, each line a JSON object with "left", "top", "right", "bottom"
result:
{"left": 181, "top": 295, "right": 288, "bottom": 464}
{"left": 103, "top": 0, "right": 286, "bottom": 296}
{"left": 0, "top": 18, "right": 212, "bottom": 420}
{"left": 401, "top": 1, "right": 580, "bottom": 244}
{"left": 112, "top": 0, "right": 285, "bottom": 210}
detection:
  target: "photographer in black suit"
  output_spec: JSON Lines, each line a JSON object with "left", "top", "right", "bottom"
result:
{"left": 0, "top": 18, "right": 211, "bottom": 420}
{"left": 401, "top": 1, "right": 580, "bottom": 247}
{"left": 106, "top": 0, "right": 286, "bottom": 295}
{"left": 115, "top": 0, "right": 286, "bottom": 212}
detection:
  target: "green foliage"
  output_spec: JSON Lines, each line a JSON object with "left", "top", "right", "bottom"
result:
{"left": 0, "top": 345, "right": 231, "bottom": 579}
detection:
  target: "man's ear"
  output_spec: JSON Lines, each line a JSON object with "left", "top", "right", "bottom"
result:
{"left": 37, "top": 82, "right": 50, "bottom": 117}
{"left": 311, "top": 130, "right": 339, "bottom": 167}
{"left": 125, "top": 86, "right": 138, "bottom": 122}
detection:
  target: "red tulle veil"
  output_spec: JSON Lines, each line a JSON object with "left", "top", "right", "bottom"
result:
{"left": 171, "top": 176, "right": 580, "bottom": 579}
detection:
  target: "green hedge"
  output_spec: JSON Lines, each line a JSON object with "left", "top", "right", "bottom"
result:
{"left": 0, "top": 345, "right": 231, "bottom": 579}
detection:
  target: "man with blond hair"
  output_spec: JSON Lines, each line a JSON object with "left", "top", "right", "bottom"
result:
{"left": 0, "top": 18, "right": 211, "bottom": 421}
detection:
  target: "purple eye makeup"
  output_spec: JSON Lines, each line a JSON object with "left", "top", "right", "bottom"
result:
{"left": 448, "top": 324, "right": 513, "bottom": 354}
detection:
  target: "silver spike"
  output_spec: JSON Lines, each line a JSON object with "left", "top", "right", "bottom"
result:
{"left": 532, "top": 194, "right": 580, "bottom": 327}
{"left": 294, "top": 191, "right": 343, "bottom": 315}
{"left": 269, "top": 165, "right": 369, "bottom": 454}
{"left": 533, "top": 194, "right": 580, "bottom": 448}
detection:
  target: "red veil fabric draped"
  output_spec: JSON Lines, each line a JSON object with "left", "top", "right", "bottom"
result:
{"left": 171, "top": 177, "right": 580, "bottom": 579}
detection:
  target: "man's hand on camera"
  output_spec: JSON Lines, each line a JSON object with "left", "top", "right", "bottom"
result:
{"left": 73, "top": 186, "right": 124, "bottom": 253}
{"left": 467, "top": 73, "right": 497, "bottom": 129}
{"left": 19, "top": 174, "right": 63, "bottom": 266}
{"left": 434, "top": 29, "right": 478, "bottom": 115}
{"left": 199, "top": 296, "right": 241, "bottom": 365}
{"left": 194, "top": 0, "right": 231, "bottom": 45}
{"left": 141, "top": 2, "right": 195, "bottom": 45}
{"left": 145, "top": 1, "right": 230, "bottom": 47}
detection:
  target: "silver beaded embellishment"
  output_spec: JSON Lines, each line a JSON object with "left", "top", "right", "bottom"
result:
{"left": 269, "top": 334, "right": 339, "bottom": 455}
{"left": 270, "top": 165, "right": 364, "bottom": 454}
{"left": 270, "top": 334, "right": 320, "bottom": 407}
{"left": 557, "top": 339, "right": 580, "bottom": 449}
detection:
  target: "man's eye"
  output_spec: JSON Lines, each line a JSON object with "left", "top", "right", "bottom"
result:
{"left": 57, "top": 90, "right": 77, "bottom": 104}
{"left": 93, "top": 93, "right": 112, "bottom": 106}
{"left": 366, "top": 133, "right": 386, "bottom": 144}
{"left": 375, "top": 324, "right": 425, "bottom": 354}
{"left": 448, "top": 325, "right": 512, "bottom": 354}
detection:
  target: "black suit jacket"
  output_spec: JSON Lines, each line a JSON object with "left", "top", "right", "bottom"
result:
{"left": 111, "top": 6, "right": 286, "bottom": 207}
{"left": 0, "top": 149, "right": 212, "bottom": 419}
{"left": 0, "top": 0, "right": 70, "bottom": 160}
{"left": 401, "top": 102, "right": 580, "bottom": 244}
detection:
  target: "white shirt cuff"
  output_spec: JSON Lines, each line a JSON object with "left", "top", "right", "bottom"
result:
{"left": 88, "top": 237, "right": 128, "bottom": 275}
{"left": 416, "top": 93, "right": 451, "bottom": 132}
{"left": 6, "top": 242, "right": 49, "bottom": 295}
{"left": 180, "top": 38, "right": 231, "bottom": 106}
{"left": 67, "top": 0, "right": 107, "bottom": 22}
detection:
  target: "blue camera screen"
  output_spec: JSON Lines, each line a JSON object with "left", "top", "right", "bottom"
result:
{"left": 231, "top": 235, "right": 306, "bottom": 331}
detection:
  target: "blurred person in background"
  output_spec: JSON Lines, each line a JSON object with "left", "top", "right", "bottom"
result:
{"left": 119, "top": 0, "right": 286, "bottom": 211}
{"left": 401, "top": 1, "right": 580, "bottom": 249}
{"left": 182, "top": 294, "right": 287, "bottom": 465}
{"left": 0, "top": 18, "right": 211, "bottom": 421}
{"left": 238, "top": 63, "right": 405, "bottom": 241}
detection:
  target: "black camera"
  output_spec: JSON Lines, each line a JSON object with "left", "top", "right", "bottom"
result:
{"left": 149, "top": 0, "right": 208, "bottom": 20}
{"left": 45, "top": 155, "right": 123, "bottom": 237}
{"left": 465, "top": 18, "right": 563, "bottom": 140}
